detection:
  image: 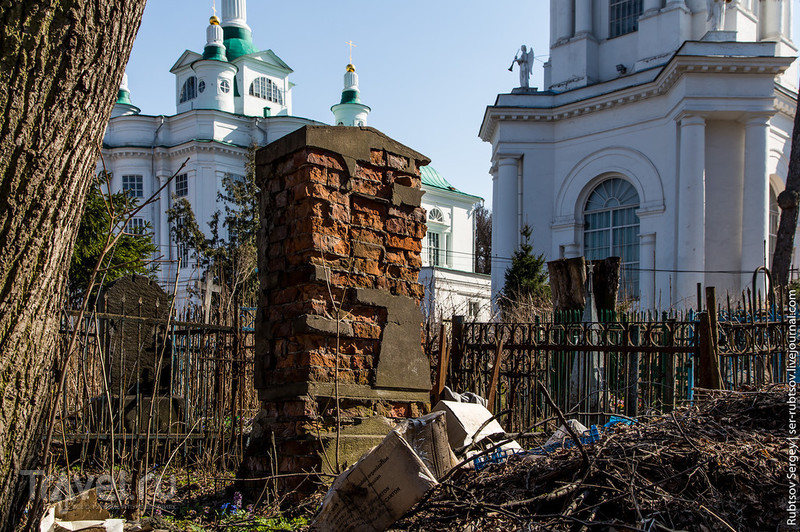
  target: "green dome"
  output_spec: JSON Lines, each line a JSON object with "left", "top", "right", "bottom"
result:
{"left": 223, "top": 26, "right": 258, "bottom": 61}
{"left": 203, "top": 44, "right": 228, "bottom": 61}
{"left": 116, "top": 88, "right": 132, "bottom": 106}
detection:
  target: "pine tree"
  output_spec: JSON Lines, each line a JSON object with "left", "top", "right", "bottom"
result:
{"left": 69, "top": 181, "right": 158, "bottom": 304}
{"left": 502, "top": 225, "right": 550, "bottom": 309}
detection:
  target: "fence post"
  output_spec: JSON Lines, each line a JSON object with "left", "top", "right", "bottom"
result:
{"left": 697, "top": 299, "right": 723, "bottom": 390}
{"left": 487, "top": 330, "right": 505, "bottom": 414}
{"left": 626, "top": 325, "right": 640, "bottom": 418}
{"left": 433, "top": 323, "right": 450, "bottom": 404}
{"left": 450, "top": 315, "right": 465, "bottom": 391}
{"left": 663, "top": 319, "right": 676, "bottom": 412}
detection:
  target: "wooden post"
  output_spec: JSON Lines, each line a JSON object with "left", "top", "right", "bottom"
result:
{"left": 433, "top": 323, "right": 450, "bottom": 404}
{"left": 450, "top": 315, "right": 465, "bottom": 391}
{"left": 697, "top": 287, "right": 724, "bottom": 391}
{"left": 547, "top": 257, "right": 587, "bottom": 312}
{"left": 487, "top": 331, "right": 505, "bottom": 413}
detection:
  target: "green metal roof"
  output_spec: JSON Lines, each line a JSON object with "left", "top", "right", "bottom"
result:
{"left": 340, "top": 89, "right": 361, "bottom": 104}
{"left": 420, "top": 166, "right": 483, "bottom": 200}
{"left": 116, "top": 88, "right": 132, "bottom": 105}
{"left": 420, "top": 165, "right": 459, "bottom": 191}
{"left": 223, "top": 26, "right": 258, "bottom": 61}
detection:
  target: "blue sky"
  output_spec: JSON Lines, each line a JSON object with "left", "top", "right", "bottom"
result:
{"left": 123, "top": 1, "right": 800, "bottom": 207}
{"left": 123, "top": 0, "right": 552, "bottom": 205}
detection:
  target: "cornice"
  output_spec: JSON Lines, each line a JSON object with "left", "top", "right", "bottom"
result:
{"left": 481, "top": 54, "right": 794, "bottom": 141}
{"left": 102, "top": 140, "right": 248, "bottom": 161}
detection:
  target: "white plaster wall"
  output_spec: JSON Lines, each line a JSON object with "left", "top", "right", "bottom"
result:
{"left": 486, "top": 53, "right": 795, "bottom": 308}
{"left": 239, "top": 62, "right": 291, "bottom": 117}
{"left": 419, "top": 267, "right": 493, "bottom": 322}
{"left": 421, "top": 187, "right": 480, "bottom": 273}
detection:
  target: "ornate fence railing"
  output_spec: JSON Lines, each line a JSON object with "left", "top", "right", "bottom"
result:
{"left": 445, "top": 310, "right": 790, "bottom": 433}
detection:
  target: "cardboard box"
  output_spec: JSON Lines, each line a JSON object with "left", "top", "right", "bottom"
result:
{"left": 393, "top": 411, "right": 457, "bottom": 479}
{"left": 312, "top": 430, "right": 438, "bottom": 532}
{"left": 432, "top": 400, "right": 520, "bottom": 451}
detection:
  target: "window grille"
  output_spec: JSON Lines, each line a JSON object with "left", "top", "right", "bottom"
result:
{"left": 175, "top": 173, "right": 188, "bottom": 197}
{"left": 609, "top": 0, "right": 643, "bottom": 38}
{"left": 122, "top": 175, "right": 143, "bottom": 198}
{"left": 584, "top": 178, "right": 640, "bottom": 297}
{"left": 180, "top": 76, "right": 197, "bottom": 103}
{"left": 249, "top": 77, "right": 283, "bottom": 104}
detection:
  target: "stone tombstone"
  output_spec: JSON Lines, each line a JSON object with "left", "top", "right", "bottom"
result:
{"left": 245, "top": 126, "right": 432, "bottom": 490}
{"left": 99, "top": 274, "right": 171, "bottom": 396}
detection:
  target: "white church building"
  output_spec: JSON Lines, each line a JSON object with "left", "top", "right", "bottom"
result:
{"left": 100, "top": 0, "right": 490, "bottom": 313}
{"left": 481, "top": 0, "right": 798, "bottom": 309}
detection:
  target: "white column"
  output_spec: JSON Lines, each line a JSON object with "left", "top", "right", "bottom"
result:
{"left": 222, "top": 0, "right": 249, "bottom": 29}
{"left": 555, "top": 0, "right": 575, "bottom": 42}
{"left": 643, "top": 0, "right": 662, "bottom": 14}
{"left": 491, "top": 157, "right": 519, "bottom": 300}
{"left": 157, "top": 173, "right": 171, "bottom": 284}
{"left": 760, "top": 0, "right": 783, "bottom": 41}
{"left": 676, "top": 114, "right": 706, "bottom": 306}
{"left": 741, "top": 115, "right": 771, "bottom": 281}
{"left": 575, "top": 0, "right": 593, "bottom": 35}
{"left": 639, "top": 233, "right": 657, "bottom": 310}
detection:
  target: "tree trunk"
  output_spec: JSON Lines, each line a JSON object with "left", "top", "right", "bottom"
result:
{"left": 547, "top": 257, "right": 587, "bottom": 312}
{"left": 772, "top": 73, "right": 800, "bottom": 287}
{"left": 0, "top": 1, "right": 146, "bottom": 529}
{"left": 590, "top": 257, "right": 621, "bottom": 314}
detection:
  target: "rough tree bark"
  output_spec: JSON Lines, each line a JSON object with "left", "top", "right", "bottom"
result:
{"left": 0, "top": 1, "right": 146, "bottom": 529}
{"left": 773, "top": 75, "right": 800, "bottom": 287}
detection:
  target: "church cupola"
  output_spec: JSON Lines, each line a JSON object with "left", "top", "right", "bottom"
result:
{"left": 203, "top": 15, "right": 227, "bottom": 61}
{"left": 190, "top": 10, "right": 238, "bottom": 113}
{"left": 111, "top": 72, "right": 141, "bottom": 117}
{"left": 331, "top": 63, "right": 371, "bottom": 127}
{"left": 221, "top": 0, "right": 257, "bottom": 61}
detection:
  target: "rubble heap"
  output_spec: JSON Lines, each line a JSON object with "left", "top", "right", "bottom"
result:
{"left": 393, "top": 387, "right": 789, "bottom": 531}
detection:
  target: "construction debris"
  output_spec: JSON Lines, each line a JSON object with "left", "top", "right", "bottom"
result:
{"left": 392, "top": 387, "right": 789, "bottom": 531}
{"left": 311, "top": 431, "right": 438, "bottom": 532}
{"left": 40, "top": 489, "right": 124, "bottom": 532}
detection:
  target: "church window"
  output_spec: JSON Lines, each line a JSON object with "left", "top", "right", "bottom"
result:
{"left": 609, "top": 0, "right": 643, "bottom": 38}
{"left": 249, "top": 77, "right": 283, "bottom": 105}
{"left": 428, "top": 232, "right": 442, "bottom": 267}
{"left": 175, "top": 173, "right": 188, "bottom": 197}
{"left": 583, "top": 178, "right": 640, "bottom": 298}
{"left": 128, "top": 217, "right": 147, "bottom": 234}
{"left": 180, "top": 76, "right": 197, "bottom": 103}
{"left": 220, "top": 79, "right": 231, "bottom": 94}
{"left": 769, "top": 187, "right": 779, "bottom": 262}
{"left": 428, "top": 207, "right": 445, "bottom": 223}
{"left": 122, "top": 175, "right": 143, "bottom": 198}
{"left": 174, "top": 216, "right": 190, "bottom": 266}
{"left": 198, "top": 80, "right": 206, "bottom": 93}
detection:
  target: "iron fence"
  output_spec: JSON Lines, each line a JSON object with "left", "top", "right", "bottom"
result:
{"left": 57, "top": 308, "right": 258, "bottom": 468}
{"left": 447, "top": 308, "right": 790, "bottom": 433}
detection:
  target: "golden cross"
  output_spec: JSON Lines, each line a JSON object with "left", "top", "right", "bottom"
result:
{"left": 346, "top": 40, "right": 357, "bottom": 64}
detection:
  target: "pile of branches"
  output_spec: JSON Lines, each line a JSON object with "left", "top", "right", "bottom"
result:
{"left": 393, "top": 386, "right": 788, "bottom": 531}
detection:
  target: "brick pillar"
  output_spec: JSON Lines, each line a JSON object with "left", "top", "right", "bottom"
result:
{"left": 243, "top": 126, "right": 432, "bottom": 492}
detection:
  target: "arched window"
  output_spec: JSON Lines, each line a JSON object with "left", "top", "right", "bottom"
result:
{"left": 769, "top": 187, "right": 779, "bottom": 261}
{"left": 180, "top": 76, "right": 197, "bottom": 103}
{"left": 584, "top": 178, "right": 640, "bottom": 297}
{"left": 428, "top": 207, "right": 444, "bottom": 223}
{"left": 249, "top": 77, "right": 283, "bottom": 104}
